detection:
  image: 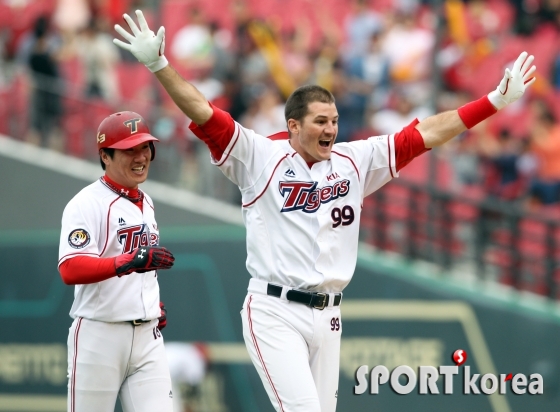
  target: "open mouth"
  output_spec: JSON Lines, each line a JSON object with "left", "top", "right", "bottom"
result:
{"left": 319, "top": 140, "right": 331, "bottom": 147}
{"left": 132, "top": 166, "right": 145, "bottom": 173}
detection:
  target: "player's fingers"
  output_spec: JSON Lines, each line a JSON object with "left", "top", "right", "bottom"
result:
{"left": 156, "top": 26, "right": 165, "bottom": 43}
{"left": 520, "top": 54, "right": 535, "bottom": 75}
{"left": 523, "top": 65, "right": 536, "bottom": 81}
{"left": 524, "top": 76, "right": 536, "bottom": 87}
{"left": 113, "top": 38, "right": 132, "bottom": 51}
{"left": 114, "top": 24, "right": 135, "bottom": 43}
{"left": 135, "top": 10, "right": 150, "bottom": 32}
{"left": 123, "top": 13, "right": 141, "bottom": 37}
{"left": 512, "top": 51, "right": 528, "bottom": 73}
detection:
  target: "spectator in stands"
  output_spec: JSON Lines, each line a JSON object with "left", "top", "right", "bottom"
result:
{"left": 25, "top": 15, "right": 64, "bottom": 150}
{"left": 345, "top": 30, "right": 391, "bottom": 115}
{"left": 329, "top": 67, "right": 367, "bottom": 143}
{"left": 341, "top": 0, "right": 384, "bottom": 61}
{"left": 369, "top": 89, "right": 432, "bottom": 136}
{"left": 478, "top": 128, "right": 526, "bottom": 200}
{"left": 208, "top": 21, "right": 235, "bottom": 83}
{"left": 171, "top": 7, "right": 214, "bottom": 75}
{"left": 552, "top": 51, "right": 560, "bottom": 89}
{"left": 52, "top": 0, "right": 91, "bottom": 37}
{"left": 381, "top": 11, "right": 434, "bottom": 87}
{"left": 78, "top": 18, "right": 120, "bottom": 103}
{"left": 528, "top": 103, "right": 560, "bottom": 204}
{"left": 280, "top": 23, "right": 313, "bottom": 86}
{"left": 240, "top": 85, "right": 286, "bottom": 136}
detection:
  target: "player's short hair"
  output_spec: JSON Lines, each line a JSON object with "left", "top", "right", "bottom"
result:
{"left": 99, "top": 148, "right": 115, "bottom": 170}
{"left": 284, "top": 85, "right": 335, "bottom": 124}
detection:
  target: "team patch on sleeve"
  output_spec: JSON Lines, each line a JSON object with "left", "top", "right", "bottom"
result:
{"left": 68, "top": 229, "right": 91, "bottom": 249}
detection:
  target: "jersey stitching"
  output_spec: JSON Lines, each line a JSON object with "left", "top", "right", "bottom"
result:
{"left": 331, "top": 150, "right": 360, "bottom": 181}
{"left": 247, "top": 295, "right": 285, "bottom": 411}
{"left": 387, "top": 135, "right": 395, "bottom": 178}
{"left": 216, "top": 122, "right": 241, "bottom": 166}
{"left": 70, "top": 317, "right": 83, "bottom": 412}
{"left": 242, "top": 153, "right": 290, "bottom": 207}
{"left": 240, "top": 143, "right": 287, "bottom": 192}
{"left": 144, "top": 195, "right": 155, "bottom": 211}
{"left": 99, "top": 196, "right": 120, "bottom": 257}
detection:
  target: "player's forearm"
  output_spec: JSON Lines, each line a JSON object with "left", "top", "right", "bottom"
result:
{"left": 154, "top": 65, "right": 213, "bottom": 125}
{"left": 59, "top": 256, "right": 117, "bottom": 285}
{"left": 415, "top": 110, "right": 467, "bottom": 148}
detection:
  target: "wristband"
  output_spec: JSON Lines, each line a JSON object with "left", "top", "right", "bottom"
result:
{"left": 457, "top": 95, "right": 498, "bottom": 129}
{"left": 146, "top": 56, "right": 168, "bottom": 73}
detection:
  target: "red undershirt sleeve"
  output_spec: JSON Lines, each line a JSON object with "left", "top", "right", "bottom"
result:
{"left": 394, "top": 119, "right": 431, "bottom": 172}
{"left": 188, "top": 102, "right": 236, "bottom": 160}
{"left": 59, "top": 255, "right": 117, "bottom": 285}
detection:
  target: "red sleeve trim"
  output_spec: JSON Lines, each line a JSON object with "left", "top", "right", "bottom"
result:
{"left": 216, "top": 125, "right": 241, "bottom": 166}
{"left": 189, "top": 102, "right": 236, "bottom": 160}
{"left": 59, "top": 256, "right": 117, "bottom": 285}
{"left": 387, "top": 136, "right": 394, "bottom": 178}
{"left": 395, "top": 119, "right": 430, "bottom": 172}
{"left": 457, "top": 95, "right": 497, "bottom": 129}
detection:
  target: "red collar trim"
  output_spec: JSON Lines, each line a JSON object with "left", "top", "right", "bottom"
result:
{"left": 102, "top": 174, "right": 141, "bottom": 200}
{"left": 267, "top": 131, "right": 289, "bottom": 140}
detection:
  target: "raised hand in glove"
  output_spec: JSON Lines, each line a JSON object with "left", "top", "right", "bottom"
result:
{"left": 115, "top": 246, "right": 175, "bottom": 277}
{"left": 113, "top": 10, "right": 168, "bottom": 73}
{"left": 158, "top": 302, "right": 167, "bottom": 330}
{"left": 488, "top": 51, "right": 536, "bottom": 110}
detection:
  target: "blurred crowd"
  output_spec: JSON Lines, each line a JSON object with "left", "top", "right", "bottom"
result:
{"left": 1, "top": 0, "right": 560, "bottom": 211}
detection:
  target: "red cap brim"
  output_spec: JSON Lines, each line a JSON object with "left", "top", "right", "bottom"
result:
{"left": 107, "top": 133, "right": 159, "bottom": 149}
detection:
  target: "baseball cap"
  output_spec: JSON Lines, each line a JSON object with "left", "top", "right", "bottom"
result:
{"left": 97, "top": 111, "right": 159, "bottom": 151}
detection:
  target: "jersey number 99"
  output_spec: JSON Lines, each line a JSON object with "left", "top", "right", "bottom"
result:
{"left": 331, "top": 206, "right": 354, "bottom": 228}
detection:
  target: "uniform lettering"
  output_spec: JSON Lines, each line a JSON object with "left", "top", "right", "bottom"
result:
{"left": 279, "top": 180, "right": 351, "bottom": 213}
{"left": 326, "top": 172, "right": 340, "bottom": 181}
{"left": 279, "top": 181, "right": 317, "bottom": 210}
{"left": 117, "top": 224, "right": 159, "bottom": 253}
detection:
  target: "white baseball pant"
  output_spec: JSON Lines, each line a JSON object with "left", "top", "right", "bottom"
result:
{"left": 241, "top": 278, "right": 342, "bottom": 412}
{"left": 67, "top": 317, "right": 173, "bottom": 412}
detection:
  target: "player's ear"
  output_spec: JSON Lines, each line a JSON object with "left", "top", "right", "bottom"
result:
{"left": 99, "top": 149, "right": 110, "bottom": 169}
{"left": 287, "top": 119, "right": 299, "bottom": 136}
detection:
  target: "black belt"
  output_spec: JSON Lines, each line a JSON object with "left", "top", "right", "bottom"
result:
{"left": 129, "top": 319, "right": 151, "bottom": 326}
{"left": 267, "top": 284, "right": 341, "bottom": 310}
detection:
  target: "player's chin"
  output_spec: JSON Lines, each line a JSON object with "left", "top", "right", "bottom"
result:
{"left": 315, "top": 146, "right": 332, "bottom": 161}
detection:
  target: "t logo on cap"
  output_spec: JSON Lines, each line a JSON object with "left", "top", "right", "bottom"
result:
{"left": 124, "top": 118, "right": 142, "bottom": 134}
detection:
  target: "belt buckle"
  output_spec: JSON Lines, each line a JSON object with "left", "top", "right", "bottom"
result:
{"left": 132, "top": 319, "right": 143, "bottom": 326}
{"left": 313, "top": 293, "right": 327, "bottom": 310}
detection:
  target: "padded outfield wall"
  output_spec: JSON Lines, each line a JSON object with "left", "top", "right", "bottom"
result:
{"left": 1, "top": 137, "right": 560, "bottom": 411}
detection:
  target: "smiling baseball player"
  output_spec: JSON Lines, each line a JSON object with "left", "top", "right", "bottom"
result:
{"left": 58, "top": 111, "right": 175, "bottom": 412}
{"left": 114, "top": 10, "right": 536, "bottom": 411}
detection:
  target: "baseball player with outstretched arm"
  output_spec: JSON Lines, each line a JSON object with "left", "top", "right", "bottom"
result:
{"left": 58, "top": 111, "right": 176, "bottom": 412}
{"left": 114, "top": 10, "right": 536, "bottom": 411}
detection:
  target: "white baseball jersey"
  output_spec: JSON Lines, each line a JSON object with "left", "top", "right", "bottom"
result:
{"left": 58, "top": 179, "right": 161, "bottom": 322}
{"left": 190, "top": 105, "right": 411, "bottom": 412}
{"left": 210, "top": 122, "right": 397, "bottom": 293}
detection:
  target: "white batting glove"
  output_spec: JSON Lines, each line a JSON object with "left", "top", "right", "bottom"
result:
{"left": 487, "top": 51, "right": 536, "bottom": 110}
{"left": 113, "top": 10, "right": 168, "bottom": 73}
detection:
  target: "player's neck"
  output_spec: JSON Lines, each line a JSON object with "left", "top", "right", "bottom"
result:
{"left": 103, "top": 174, "right": 140, "bottom": 198}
